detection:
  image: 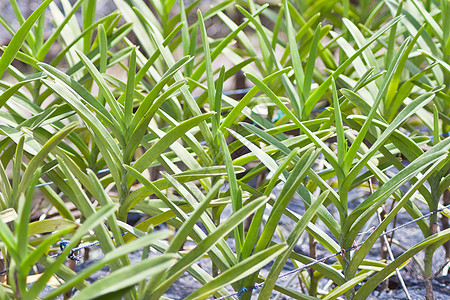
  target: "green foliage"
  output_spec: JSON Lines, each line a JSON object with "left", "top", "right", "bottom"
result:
{"left": 0, "top": 0, "right": 448, "bottom": 299}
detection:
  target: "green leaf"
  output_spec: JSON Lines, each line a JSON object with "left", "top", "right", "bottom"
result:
{"left": 124, "top": 4, "right": 215, "bottom": 147}
{"left": 38, "top": 62, "right": 120, "bottom": 131}
{"left": 163, "top": 22, "right": 184, "bottom": 47}
{"left": 0, "top": 156, "right": 12, "bottom": 209}
{"left": 82, "top": 0, "right": 97, "bottom": 53}
{"left": 50, "top": 12, "right": 123, "bottom": 67}
{"left": 347, "top": 157, "right": 445, "bottom": 278}
{"left": 324, "top": 270, "right": 374, "bottom": 300}
{"left": 75, "top": 50, "right": 124, "bottom": 126}
{"left": 343, "top": 91, "right": 435, "bottom": 190}
{"left": 42, "top": 230, "right": 172, "bottom": 299}
{"left": 16, "top": 169, "right": 41, "bottom": 260}
{"left": 255, "top": 148, "right": 318, "bottom": 255}
{"left": 71, "top": 254, "right": 177, "bottom": 300}
{"left": 37, "top": 0, "right": 87, "bottom": 60}
{"left": 124, "top": 47, "right": 136, "bottom": 130}
{"left": 28, "top": 219, "right": 78, "bottom": 237}
{"left": 236, "top": 4, "right": 302, "bottom": 120}
{"left": 332, "top": 78, "right": 345, "bottom": 166}
{"left": 343, "top": 18, "right": 379, "bottom": 73}
{"left": 131, "top": 112, "right": 215, "bottom": 174}
{"left": 18, "top": 122, "right": 78, "bottom": 198}
{"left": 245, "top": 72, "right": 342, "bottom": 178}
{"left": 342, "top": 38, "right": 410, "bottom": 176}
{"left": 40, "top": 77, "right": 122, "bottom": 186}
{"left": 148, "top": 195, "right": 270, "bottom": 298}
{"left": 0, "top": 215, "right": 19, "bottom": 262}
{"left": 129, "top": 56, "right": 192, "bottom": 133}
{"left": 283, "top": 0, "right": 305, "bottom": 119}
{"left": 198, "top": 10, "right": 216, "bottom": 120}
{"left": 219, "top": 68, "right": 290, "bottom": 134}
{"left": 0, "top": 73, "right": 45, "bottom": 108}
{"left": 385, "top": 24, "right": 425, "bottom": 116}
{"left": 344, "top": 138, "right": 450, "bottom": 243}
{"left": 303, "top": 23, "right": 322, "bottom": 100}
{"left": 228, "top": 128, "right": 284, "bottom": 181}
{"left": 27, "top": 204, "right": 119, "bottom": 299}
{"left": 192, "top": 6, "right": 266, "bottom": 81}
{"left": 0, "top": 0, "right": 53, "bottom": 78}
{"left": 305, "top": 16, "right": 403, "bottom": 114}
{"left": 355, "top": 228, "right": 450, "bottom": 300}
{"left": 20, "top": 226, "right": 76, "bottom": 278}
{"left": 384, "top": 1, "right": 403, "bottom": 69}
{"left": 0, "top": 208, "right": 17, "bottom": 223}
{"left": 212, "top": 66, "right": 225, "bottom": 138}
{"left": 185, "top": 244, "right": 287, "bottom": 300}
{"left": 218, "top": 131, "right": 243, "bottom": 253}
{"left": 259, "top": 191, "right": 328, "bottom": 298}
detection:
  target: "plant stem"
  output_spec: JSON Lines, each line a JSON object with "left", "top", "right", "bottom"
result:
{"left": 379, "top": 204, "right": 389, "bottom": 290}
{"left": 442, "top": 189, "right": 450, "bottom": 260}
{"left": 340, "top": 191, "right": 354, "bottom": 299}
{"left": 308, "top": 231, "right": 318, "bottom": 296}
{"left": 119, "top": 166, "right": 130, "bottom": 221}
{"left": 424, "top": 213, "right": 438, "bottom": 300}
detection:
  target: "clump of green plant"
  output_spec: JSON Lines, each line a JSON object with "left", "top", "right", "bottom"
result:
{"left": 0, "top": 0, "right": 448, "bottom": 299}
